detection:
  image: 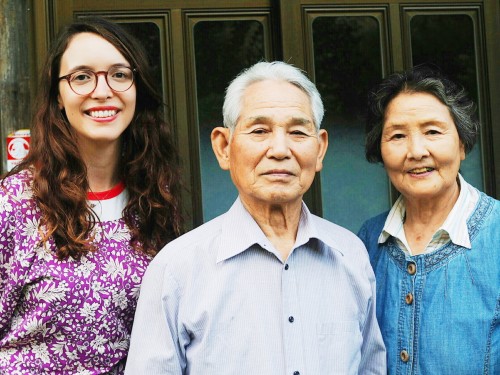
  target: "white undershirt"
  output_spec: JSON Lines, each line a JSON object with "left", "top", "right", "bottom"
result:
{"left": 88, "top": 183, "right": 128, "bottom": 222}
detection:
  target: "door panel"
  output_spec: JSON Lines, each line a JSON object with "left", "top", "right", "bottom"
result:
{"left": 186, "top": 13, "right": 274, "bottom": 221}
{"left": 309, "top": 10, "right": 391, "bottom": 231}
{"left": 404, "top": 6, "right": 489, "bottom": 192}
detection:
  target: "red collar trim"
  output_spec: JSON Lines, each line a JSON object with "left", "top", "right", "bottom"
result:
{"left": 87, "top": 181, "right": 126, "bottom": 201}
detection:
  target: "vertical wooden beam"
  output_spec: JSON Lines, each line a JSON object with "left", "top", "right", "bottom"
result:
{"left": 0, "top": 0, "right": 33, "bottom": 172}
{"left": 278, "top": 0, "right": 306, "bottom": 69}
{"left": 485, "top": 0, "right": 500, "bottom": 197}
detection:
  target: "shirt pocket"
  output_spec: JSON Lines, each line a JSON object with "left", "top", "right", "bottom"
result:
{"left": 317, "top": 321, "right": 362, "bottom": 374}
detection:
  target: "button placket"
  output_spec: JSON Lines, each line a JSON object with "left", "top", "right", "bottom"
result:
{"left": 282, "top": 256, "right": 304, "bottom": 375}
{"left": 397, "top": 258, "right": 418, "bottom": 371}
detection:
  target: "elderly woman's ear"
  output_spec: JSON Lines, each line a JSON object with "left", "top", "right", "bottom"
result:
{"left": 211, "top": 126, "right": 231, "bottom": 170}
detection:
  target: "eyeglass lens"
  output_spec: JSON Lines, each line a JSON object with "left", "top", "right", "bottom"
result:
{"left": 68, "top": 67, "right": 134, "bottom": 95}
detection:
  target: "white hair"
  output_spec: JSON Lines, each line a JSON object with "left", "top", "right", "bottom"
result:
{"left": 222, "top": 61, "right": 324, "bottom": 132}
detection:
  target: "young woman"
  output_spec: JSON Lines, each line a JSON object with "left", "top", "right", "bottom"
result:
{"left": 0, "top": 18, "right": 183, "bottom": 374}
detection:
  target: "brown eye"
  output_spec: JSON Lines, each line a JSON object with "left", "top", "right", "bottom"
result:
{"left": 391, "top": 133, "right": 405, "bottom": 140}
{"left": 109, "top": 68, "right": 133, "bottom": 81}
{"left": 250, "top": 129, "right": 267, "bottom": 134}
{"left": 70, "top": 71, "right": 93, "bottom": 84}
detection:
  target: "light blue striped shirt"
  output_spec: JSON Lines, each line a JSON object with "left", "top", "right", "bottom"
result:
{"left": 125, "top": 198, "right": 386, "bottom": 375}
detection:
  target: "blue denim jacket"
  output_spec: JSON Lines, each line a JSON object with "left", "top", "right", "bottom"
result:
{"left": 358, "top": 191, "right": 500, "bottom": 374}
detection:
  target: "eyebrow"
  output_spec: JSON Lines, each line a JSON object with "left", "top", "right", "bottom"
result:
{"left": 384, "top": 120, "right": 448, "bottom": 130}
{"left": 383, "top": 123, "right": 406, "bottom": 131}
{"left": 420, "top": 120, "right": 448, "bottom": 127}
{"left": 246, "top": 115, "right": 312, "bottom": 126}
{"left": 63, "top": 63, "right": 131, "bottom": 73}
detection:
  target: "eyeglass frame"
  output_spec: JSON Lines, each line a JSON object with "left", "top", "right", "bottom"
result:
{"left": 58, "top": 66, "right": 137, "bottom": 96}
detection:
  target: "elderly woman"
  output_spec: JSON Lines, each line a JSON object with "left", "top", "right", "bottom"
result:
{"left": 358, "top": 66, "right": 499, "bottom": 374}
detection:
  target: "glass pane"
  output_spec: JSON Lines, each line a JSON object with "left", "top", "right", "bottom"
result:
{"left": 194, "top": 20, "right": 266, "bottom": 222}
{"left": 313, "top": 16, "right": 389, "bottom": 233}
{"left": 119, "top": 22, "right": 162, "bottom": 93}
{"left": 411, "top": 14, "right": 483, "bottom": 190}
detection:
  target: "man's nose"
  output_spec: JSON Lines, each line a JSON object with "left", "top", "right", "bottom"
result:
{"left": 266, "top": 131, "right": 292, "bottom": 159}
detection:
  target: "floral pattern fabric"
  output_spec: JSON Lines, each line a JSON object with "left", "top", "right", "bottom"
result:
{"left": 0, "top": 170, "right": 152, "bottom": 374}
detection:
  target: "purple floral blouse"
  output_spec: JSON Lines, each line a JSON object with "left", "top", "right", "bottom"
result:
{"left": 0, "top": 170, "right": 152, "bottom": 374}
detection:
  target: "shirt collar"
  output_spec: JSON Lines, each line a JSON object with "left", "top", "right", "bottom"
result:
{"left": 217, "top": 198, "right": 266, "bottom": 263}
{"left": 439, "top": 174, "right": 473, "bottom": 248}
{"left": 296, "top": 205, "right": 345, "bottom": 256}
{"left": 378, "top": 174, "right": 473, "bottom": 249}
{"left": 217, "top": 197, "right": 340, "bottom": 263}
{"left": 378, "top": 195, "right": 405, "bottom": 245}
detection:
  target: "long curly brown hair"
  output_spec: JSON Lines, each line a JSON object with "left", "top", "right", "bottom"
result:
{"left": 4, "top": 17, "right": 183, "bottom": 259}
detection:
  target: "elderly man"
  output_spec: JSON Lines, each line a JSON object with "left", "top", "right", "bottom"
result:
{"left": 125, "top": 61, "right": 386, "bottom": 375}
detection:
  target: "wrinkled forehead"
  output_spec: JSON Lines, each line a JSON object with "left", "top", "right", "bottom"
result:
{"left": 239, "top": 80, "right": 313, "bottom": 118}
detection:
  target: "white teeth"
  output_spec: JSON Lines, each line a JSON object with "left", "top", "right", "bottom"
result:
{"left": 89, "top": 110, "right": 117, "bottom": 118}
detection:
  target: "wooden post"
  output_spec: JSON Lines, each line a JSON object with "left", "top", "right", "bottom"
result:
{"left": 0, "top": 0, "right": 32, "bottom": 172}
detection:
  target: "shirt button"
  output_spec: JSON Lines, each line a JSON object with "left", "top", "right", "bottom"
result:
{"left": 288, "top": 316, "right": 294, "bottom": 323}
{"left": 285, "top": 264, "right": 289, "bottom": 270}
{"left": 400, "top": 350, "right": 410, "bottom": 362}
{"left": 407, "top": 262, "right": 416, "bottom": 275}
{"left": 293, "top": 372, "right": 300, "bottom": 375}
{"left": 405, "top": 293, "right": 414, "bottom": 305}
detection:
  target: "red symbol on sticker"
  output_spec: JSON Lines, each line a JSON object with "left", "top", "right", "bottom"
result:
{"left": 8, "top": 138, "right": 29, "bottom": 159}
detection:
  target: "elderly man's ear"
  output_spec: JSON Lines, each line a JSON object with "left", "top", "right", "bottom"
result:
{"left": 211, "top": 126, "right": 231, "bottom": 170}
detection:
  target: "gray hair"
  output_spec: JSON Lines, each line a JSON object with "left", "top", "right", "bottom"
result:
{"left": 223, "top": 61, "right": 324, "bottom": 132}
{"left": 365, "top": 65, "right": 479, "bottom": 163}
